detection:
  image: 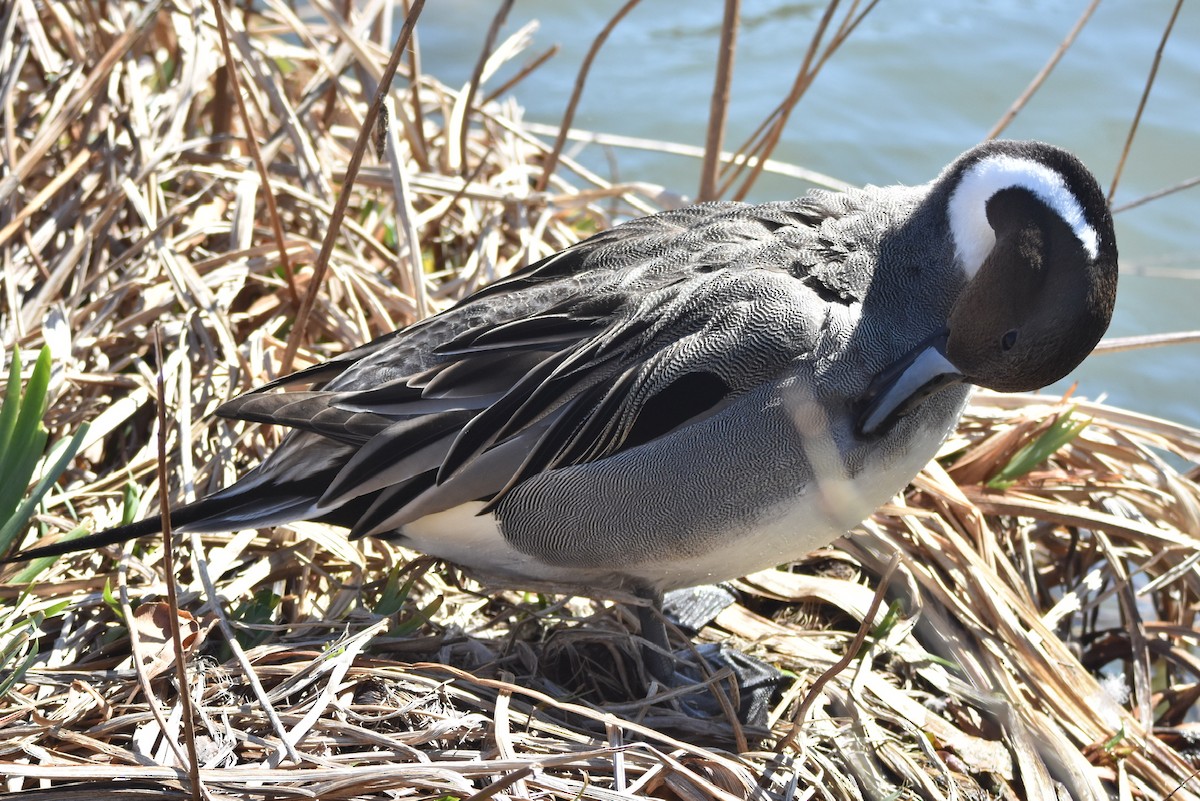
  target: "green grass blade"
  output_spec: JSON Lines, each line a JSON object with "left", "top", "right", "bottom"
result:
{"left": 0, "top": 349, "right": 23, "bottom": 462}
{"left": 121, "top": 481, "right": 140, "bottom": 526}
{"left": 0, "top": 599, "right": 72, "bottom": 696}
{"left": 393, "top": 595, "right": 443, "bottom": 636}
{"left": 0, "top": 422, "right": 90, "bottom": 555}
{"left": 0, "top": 431, "right": 46, "bottom": 527}
{"left": 0, "top": 347, "right": 52, "bottom": 522}
{"left": 373, "top": 566, "right": 416, "bottom": 617}
{"left": 0, "top": 649, "right": 39, "bottom": 697}
{"left": 3, "top": 347, "right": 51, "bottom": 469}
{"left": 987, "top": 407, "right": 1091, "bottom": 490}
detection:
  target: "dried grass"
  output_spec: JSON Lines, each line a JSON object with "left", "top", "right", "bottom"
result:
{"left": 2, "top": 2, "right": 1199, "bottom": 799}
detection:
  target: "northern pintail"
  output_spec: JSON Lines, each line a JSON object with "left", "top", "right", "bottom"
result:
{"left": 12, "top": 139, "right": 1117, "bottom": 658}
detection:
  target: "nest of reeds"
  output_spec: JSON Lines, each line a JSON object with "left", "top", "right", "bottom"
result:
{"left": 2, "top": 2, "right": 1199, "bottom": 799}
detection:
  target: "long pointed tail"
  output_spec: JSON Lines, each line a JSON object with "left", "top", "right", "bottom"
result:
{"left": 4, "top": 516, "right": 162, "bottom": 562}
{"left": 1, "top": 502, "right": 207, "bottom": 563}
{"left": 2, "top": 482, "right": 329, "bottom": 564}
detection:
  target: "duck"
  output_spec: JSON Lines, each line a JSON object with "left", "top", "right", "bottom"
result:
{"left": 10, "top": 139, "right": 1117, "bottom": 685}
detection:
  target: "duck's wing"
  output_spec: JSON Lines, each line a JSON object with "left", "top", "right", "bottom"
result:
{"left": 214, "top": 200, "right": 863, "bottom": 538}
{"left": 7, "top": 199, "right": 863, "bottom": 561}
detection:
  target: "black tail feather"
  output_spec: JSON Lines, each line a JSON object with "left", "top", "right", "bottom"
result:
{"left": 3, "top": 485, "right": 290, "bottom": 563}
{"left": 0, "top": 497, "right": 227, "bottom": 564}
{"left": 2, "top": 468, "right": 374, "bottom": 564}
{"left": 3, "top": 515, "right": 167, "bottom": 563}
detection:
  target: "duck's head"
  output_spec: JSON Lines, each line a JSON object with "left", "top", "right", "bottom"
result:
{"left": 858, "top": 140, "right": 1118, "bottom": 436}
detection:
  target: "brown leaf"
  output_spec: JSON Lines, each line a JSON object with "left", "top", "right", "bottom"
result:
{"left": 131, "top": 602, "right": 202, "bottom": 680}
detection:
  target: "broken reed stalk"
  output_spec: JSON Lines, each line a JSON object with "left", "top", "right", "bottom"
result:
{"left": 459, "top": 0, "right": 515, "bottom": 180}
{"left": 1108, "top": 0, "right": 1186, "bottom": 202}
{"left": 1112, "top": 173, "right": 1200, "bottom": 212}
{"left": 777, "top": 553, "right": 899, "bottom": 752}
{"left": 535, "top": 0, "right": 643, "bottom": 192}
{"left": 209, "top": 0, "right": 299, "bottom": 307}
{"left": 280, "top": 0, "right": 426, "bottom": 375}
{"left": 986, "top": 0, "right": 1102, "bottom": 140}
{"left": 715, "top": 0, "right": 842, "bottom": 200}
{"left": 153, "top": 327, "right": 203, "bottom": 801}
{"left": 483, "top": 44, "right": 561, "bottom": 104}
{"left": 698, "top": 0, "right": 740, "bottom": 202}
{"left": 719, "top": 0, "right": 880, "bottom": 201}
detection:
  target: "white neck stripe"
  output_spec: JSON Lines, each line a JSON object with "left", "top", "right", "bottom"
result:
{"left": 948, "top": 154, "right": 1100, "bottom": 277}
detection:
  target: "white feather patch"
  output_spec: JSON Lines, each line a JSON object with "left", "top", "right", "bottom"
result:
{"left": 948, "top": 154, "right": 1100, "bottom": 277}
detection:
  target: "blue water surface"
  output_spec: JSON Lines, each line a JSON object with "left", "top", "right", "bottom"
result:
{"left": 416, "top": 1, "right": 1200, "bottom": 428}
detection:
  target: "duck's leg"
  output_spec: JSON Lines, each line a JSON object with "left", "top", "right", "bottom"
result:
{"left": 635, "top": 586, "right": 784, "bottom": 725}
{"left": 635, "top": 591, "right": 676, "bottom": 686}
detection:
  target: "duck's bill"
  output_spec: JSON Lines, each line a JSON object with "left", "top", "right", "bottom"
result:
{"left": 857, "top": 330, "right": 965, "bottom": 437}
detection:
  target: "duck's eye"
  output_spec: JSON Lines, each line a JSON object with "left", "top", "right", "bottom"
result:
{"left": 1001, "top": 329, "right": 1019, "bottom": 351}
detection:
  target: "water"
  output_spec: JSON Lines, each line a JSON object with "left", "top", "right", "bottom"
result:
{"left": 417, "top": 1, "right": 1200, "bottom": 429}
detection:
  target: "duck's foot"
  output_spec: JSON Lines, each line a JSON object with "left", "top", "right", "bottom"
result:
{"left": 662, "top": 584, "right": 739, "bottom": 631}
{"left": 638, "top": 586, "right": 784, "bottom": 726}
{"left": 657, "top": 642, "right": 782, "bottom": 726}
